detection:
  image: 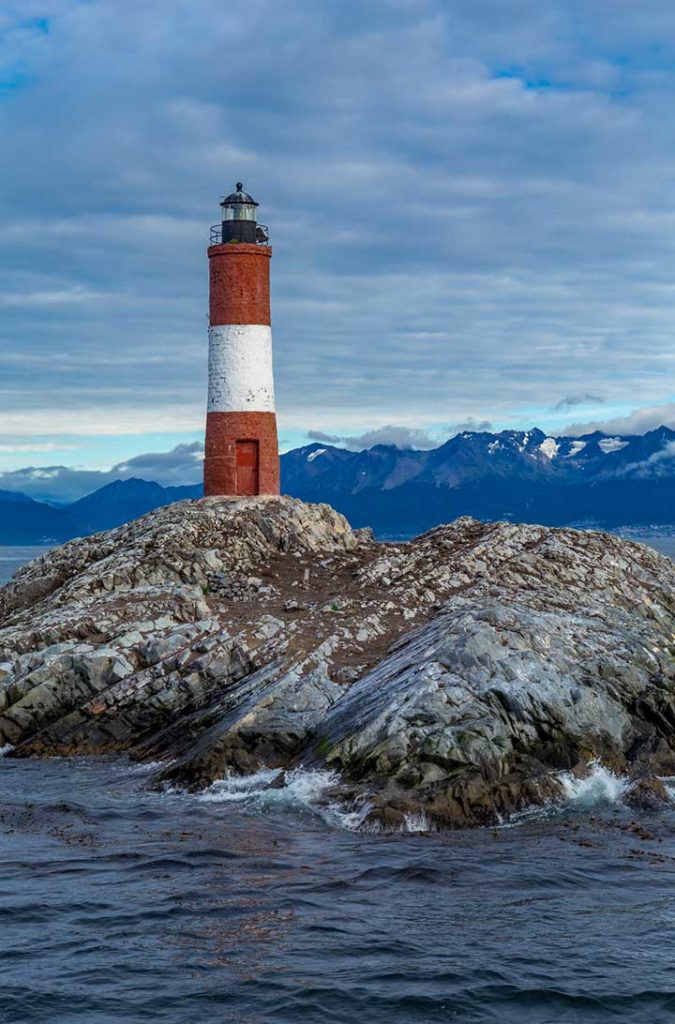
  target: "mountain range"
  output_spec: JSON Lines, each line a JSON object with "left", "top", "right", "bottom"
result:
{"left": 1, "top": 426, "right": 674, "bottom": 544}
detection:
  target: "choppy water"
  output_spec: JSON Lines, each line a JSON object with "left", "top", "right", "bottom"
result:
{"left": 1, "top": 756, "right": 675, "bottom": 1023}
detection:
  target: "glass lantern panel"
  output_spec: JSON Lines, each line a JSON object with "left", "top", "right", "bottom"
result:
{"left": 222, "top": 203, "right": 256, "bottom": 222}
{"left": 235, "top": 204, "right": 256, "bottom": 221}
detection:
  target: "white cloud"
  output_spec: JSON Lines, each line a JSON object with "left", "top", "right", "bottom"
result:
{"left": 0, "top": 442, "right": 204, "bottom": 502}
{"left": 0, "top": 442, "right": 74, "bottom": 454}
{"left": 446, "top": 418, "right": 493, "bottom": 435}
{"left": 612, "top": 440, "right": 675, "bottom": 479}
{"left": 562, "top": 403, "right": 675, "bottom": 437}
{"left": 2, "top": 1, "right": 675, "bottom": 454}
{"left": 308, "top": 425, "right": 442, "bottom": 450}
{"left": 0, "top": 408, "right": 204, "bottom": 437}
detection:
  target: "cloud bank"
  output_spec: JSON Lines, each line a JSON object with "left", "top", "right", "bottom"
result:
{"left": 308, "top": 425, "right": 442, "bottom": 450}
{"left": 2, "top": 1, "right": 675, "bottom": 460}
{"left": 562, "top": 403, "right": 675, "bottom": 437}
{"left": 1, "top": 442, "right": 203, "bottom": 503}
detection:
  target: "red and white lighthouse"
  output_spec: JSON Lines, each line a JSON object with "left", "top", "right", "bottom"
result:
{"left": 203, "top": 183, "right": 280, "bottom": 497}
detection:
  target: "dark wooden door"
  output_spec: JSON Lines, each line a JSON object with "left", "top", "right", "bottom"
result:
{"left": 236, "top": 441, "right": 259, "bottom": 495}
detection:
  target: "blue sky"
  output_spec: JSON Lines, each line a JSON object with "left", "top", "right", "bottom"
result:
{"left": 2, "top": 0, "right": 675, "bottom": 497}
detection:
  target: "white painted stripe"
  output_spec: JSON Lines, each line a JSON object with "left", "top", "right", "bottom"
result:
{"left": 207, "top": 324, "right": 275, "bottom": 413}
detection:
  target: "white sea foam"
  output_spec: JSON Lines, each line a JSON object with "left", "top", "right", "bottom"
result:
{"left": 199, "top": 767, "right": 292, "bottom": 803}
{"left": 127, "top": 760, "right": 169, "bottom": 774}
{"left": 0, "top": 744, "right": 14, "bottom": 757}
{"left": 402, "top": 812, "right": 432, "bottom": 832}
{"left": 502, "top": 761, "right": 631, "bottom": 828}
{"left": 558, "top": 761, "right": 629, "bottom": 808}
{"left": 199, "top": 766, "right": 357, "bottom": 826}
{"left": 196, "top": 762, "right": 632, "bottom": 833}
{"left": 659, "top": 776, "right": 675, "bottom": 801}
{"left": 196, "top": 766, "right": 433, "bottom": 832}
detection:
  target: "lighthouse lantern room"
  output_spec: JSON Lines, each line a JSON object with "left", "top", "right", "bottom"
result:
{"left": 219, "top": 183, "right": 259, "bottom": 243}
{"left": 203, "top": 184, "right": 280, "bottom": 497}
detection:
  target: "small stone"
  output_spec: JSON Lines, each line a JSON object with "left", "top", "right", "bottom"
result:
{"left": 333, "top": 665, "right": 364, "bottom": 684}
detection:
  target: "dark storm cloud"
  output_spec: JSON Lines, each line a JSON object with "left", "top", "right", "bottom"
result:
{"left": 2, "top": 0, "right": 675, "bottom": 445}
{"left": 552, "top": 394, "right": 606, "bottom": 412}
{"left": 445, "top": 418, "right": 494, "bottom": 435}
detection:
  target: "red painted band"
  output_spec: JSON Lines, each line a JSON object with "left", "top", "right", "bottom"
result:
{"left": 208, "top": 244, "right": 272, "bottom": 326}
{"left": 204, "top": 410, "right": 280, "bottom": 496}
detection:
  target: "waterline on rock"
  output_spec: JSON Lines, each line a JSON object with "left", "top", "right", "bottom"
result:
{"left": 195, "top": 766, "right": 413, "bottom": 832}
{"left": 659, "top": 776, "right": 675, "bottom": 800}
{"left": 500, "top": 762, "right": 632, "bottom": 828}
{"left": 198, "top": 766, "right": 286, "bottom": 803}
{"left": 195, "top": 762, "right": 634, "bottom": 834}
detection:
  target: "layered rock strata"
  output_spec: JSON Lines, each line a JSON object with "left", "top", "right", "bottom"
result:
{"left": 1, "top": 496, "right": 674, "bottom": 827}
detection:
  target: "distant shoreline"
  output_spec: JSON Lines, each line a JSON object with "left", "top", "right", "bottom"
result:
{"left": 2, "top": 530, "right": 675, "bottom": 587}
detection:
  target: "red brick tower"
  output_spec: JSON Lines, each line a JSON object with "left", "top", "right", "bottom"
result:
{"left": 203, "top": 184, "right": 280, "bottom": 497}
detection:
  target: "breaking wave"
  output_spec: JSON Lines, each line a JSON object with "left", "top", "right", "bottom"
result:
{"left": 504, "top": 761, "right": 631, "bottom": 827}
{"left": 402, "top": 811, "right": 433, "bottom": 833}
{"left": 558, "top": 761, "right": 630, "bottom": 808}
{"left": 660, "top": 776, "right": 675, "bottom": 801}
{"left": 197, "top": 767, "right": 431, "bottom": 833}
{"left": 192, "top": 761, "right": 635, "bottom": 834}
{"left": 198, "top": 767, "right": 368, "bottom": 830}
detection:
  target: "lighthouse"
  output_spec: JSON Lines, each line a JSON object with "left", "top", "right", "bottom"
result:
{"left": 203, "top": 184, "right": 280, "bottom": 497}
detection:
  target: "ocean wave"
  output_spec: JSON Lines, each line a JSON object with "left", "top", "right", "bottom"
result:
{"left": 503, "top": 761, "right": 631, "bottom": 828}
{"left": 126, "top": 760, "right": 171, "bottom": 775}
{"left": 402, "top": 812, "right": 433, "bottom": 833}
{"left": 659, "top": 776, "right": 675, "bottom": 800}
{"left": 558, "top": 761, "right": 630, "bottom": 808}
{"left": 197, "top": 767, "right": 432, "bottom": 833}
{"left": 198, "top": 766, "right": 369, "bottom": 830}
{"left": 194, "top": 760, "right": 636, "bottom": 833}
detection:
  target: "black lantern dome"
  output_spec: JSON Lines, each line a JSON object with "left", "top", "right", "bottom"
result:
{"left": 219, "top": 182, "right": 263, "bottom": 244}
{"left": 222, "top": 183, "right": 258, "bottom": 208}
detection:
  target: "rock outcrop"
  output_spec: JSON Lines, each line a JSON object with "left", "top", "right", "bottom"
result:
{"left": 1, "top": 496, "right": 674, "bottom": 827}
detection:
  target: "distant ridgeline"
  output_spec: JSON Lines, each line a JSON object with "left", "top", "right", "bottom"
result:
{"left": 1, "top": 426, "right": 675, "bottom": 543}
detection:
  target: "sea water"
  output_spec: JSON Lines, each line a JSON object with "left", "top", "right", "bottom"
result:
{"left": 0, "top": 546, "right": 52, "bottom": 586}
{"left": 2, "top": 755, "right": 675, "bottom": 1023}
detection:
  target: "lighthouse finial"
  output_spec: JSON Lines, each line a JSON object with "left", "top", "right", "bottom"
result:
{"left": 236, "top": 181, "right": 243, "bottom": 191}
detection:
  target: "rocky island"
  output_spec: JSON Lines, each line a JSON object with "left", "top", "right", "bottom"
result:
{"left": 1, "top": 496, "right": 674, "bottom": 828}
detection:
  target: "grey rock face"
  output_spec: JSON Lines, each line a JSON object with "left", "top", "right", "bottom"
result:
{"left": 1, "top": 496, "right": 674, "bottom": 827}
{"left": 159, "top": 664, "right": 343, "bottom": 790}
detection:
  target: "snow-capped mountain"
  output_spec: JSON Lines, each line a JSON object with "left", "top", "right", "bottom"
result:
{"left": 285, "top": 426, "right": 675, "bottom": 490}
{"left": 281, "top": 426, "right": 675, "bottom": 535}
{"left": 1, "top": 426, "right": 674, "bottom": 543}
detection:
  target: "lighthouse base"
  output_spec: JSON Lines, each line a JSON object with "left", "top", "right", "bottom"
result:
{"left": 204, "top": 411, "right": 280, "bottom": 497}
